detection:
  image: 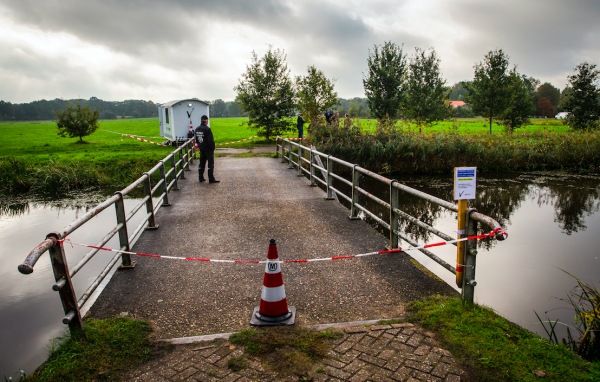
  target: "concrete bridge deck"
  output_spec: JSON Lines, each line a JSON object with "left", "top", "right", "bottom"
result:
{"left": 90, "top": 156, "right": 456, "bottom": 339}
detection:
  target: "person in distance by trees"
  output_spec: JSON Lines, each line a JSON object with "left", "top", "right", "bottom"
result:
{"left": 195, "top": 115, "right": 219, "bottom": 183}
{"left": 54, "top": 101, "right": 100, "bottom": 143}
{"left": 363, "top": 41, "right": 408, "bottom": 121}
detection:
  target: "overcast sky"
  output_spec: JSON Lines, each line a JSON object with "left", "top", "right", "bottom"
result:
{"left": 1, "top": 0, "right": 599, "bottom": 104}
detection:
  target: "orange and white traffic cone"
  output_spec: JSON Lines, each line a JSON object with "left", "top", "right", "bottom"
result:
{"left": 250, "top": 239, "right": 296, "bottom": 326}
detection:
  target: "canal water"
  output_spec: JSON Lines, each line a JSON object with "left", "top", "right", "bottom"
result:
{"left": 2, "top": 172, "right": 600, "bottom": 376}
{"left": 0, "top": 193, "right": 147, "bottom": 378}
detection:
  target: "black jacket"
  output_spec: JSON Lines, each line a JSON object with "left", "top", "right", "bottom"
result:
{"left": 297, "top": 116, "right": 305, "bottom": 128}
{"left": 194, "top": 123, "right": 215, "bottom": 151}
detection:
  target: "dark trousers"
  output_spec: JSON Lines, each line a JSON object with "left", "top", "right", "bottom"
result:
{"left": 298, "top": 126, "right": 303, "bottom": 138}
{"left": 198, "top": 149, "right": 215, "bottom": 180}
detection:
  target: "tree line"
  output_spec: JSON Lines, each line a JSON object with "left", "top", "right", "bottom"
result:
{"left": 0, "top": 97, "right": 158, "bottom": 121}
{"left": 233, "top": 44, "right": 600, "bottom": 138}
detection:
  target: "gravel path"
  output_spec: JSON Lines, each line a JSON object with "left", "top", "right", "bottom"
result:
{"left": 90, "top": 157, "right": 456, "bottom": 339}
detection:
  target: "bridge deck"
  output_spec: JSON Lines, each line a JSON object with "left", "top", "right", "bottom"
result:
{"left": 90, "top": 157, "right": 455, "bottom": 339}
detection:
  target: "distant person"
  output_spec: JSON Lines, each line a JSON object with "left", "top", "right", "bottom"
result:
{"left": 297, "top": 114, "right": 305, "bottom": 138}
{"left": 324, "top": 110, "right": 333, "bottom": 125}
{"left": 194, "top": 115, "right": 219, "bottom": 183}
{"left": 344, "top": 113, "right": 350, "bottom": 128}
{"left": 332, "top": 111, "right": 340, "bottom": 125}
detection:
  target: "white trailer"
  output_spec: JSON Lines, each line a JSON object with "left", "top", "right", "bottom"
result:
{"left": 157, "top": 99, "right": 210, "bottom": 145}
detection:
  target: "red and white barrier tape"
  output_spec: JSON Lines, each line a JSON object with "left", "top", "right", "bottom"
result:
{"left": 285, "top": 137, "right": 304, "bottom": 140}
{"left": 121, "top": 134, "right": 166, "bottom": 146}
{"left": 102, "top": 130, "right": 163, "bottom": 139}
{"left": 216, "top": 136, "right": 258, "bottom": 146}
{"left": 60, "top": 228, "right": 506, "bottom": 264}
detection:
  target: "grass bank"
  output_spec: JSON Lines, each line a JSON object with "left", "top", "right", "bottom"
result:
{"left": 410, "top": 295, "right": 600, "bottom": 381}
{"left": 0, "top": 118, "right": 289, "bottom": 195}
{"left": 24, "top": 318, "right": 159, "bottom": 382}
{"left": 309, "top": 122, "right": 600, "bottom": 175}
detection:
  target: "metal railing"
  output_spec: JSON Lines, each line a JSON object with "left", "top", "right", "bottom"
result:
{"left": 18, "top": 139, "right": 196, "bottom": 332}
{"left": 276, "top": 137, "right": 507, "bottom": 304}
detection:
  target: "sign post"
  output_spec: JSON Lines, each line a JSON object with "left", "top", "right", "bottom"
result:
{"left": 454, "top": 167, "right": 476, "bottom": 295}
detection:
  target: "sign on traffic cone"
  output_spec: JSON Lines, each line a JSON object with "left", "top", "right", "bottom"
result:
{"left": 250, "top": 239, "right": 296, "bottom": 326}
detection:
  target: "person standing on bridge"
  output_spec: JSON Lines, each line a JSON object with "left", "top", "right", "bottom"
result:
{"left": 297, "top": 113, "right": 305, "bottom": 139}
{"left": 194, "top": 115, "right": 219, "bottom": 183}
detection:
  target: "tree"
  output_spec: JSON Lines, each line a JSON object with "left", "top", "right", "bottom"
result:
{"left": 363, "top": 41, "right": 407, "bottom": 120}
{"left": 403, "top": 48, "right": 451, "bottom": 132}
{"left": 535, "top": 82, "right": 560, "bottom": 109}
{"left": 210, "top": 99, "right": 228, "bottom": 117}
{"left": 227, "top": 101, "right": 243, "bottom": 117}
{"left": 234, "top": 47, "right": 296, "bottom": 140}
{"left": 536, "top": 97, "right": 556, "bottom": 118}
{"left": 54, "top": 102, "right": 100, "bottom": 142}
{"left": 101, "top": 110, "right": 117, "bottom": 119}
{"left": 563, "top": 62, "right": 600, "bottom": 130}
{"left": 499, "top": 70, "right": 535, "bottom": 132}
{"left": 296, "top": 65, "right": 340, "bottom": 123}
{"left": 448, "top": 82, "right": 469, "bottom": 101}
{"left": 464, "top": 49, "right": 512, "bottom": 134}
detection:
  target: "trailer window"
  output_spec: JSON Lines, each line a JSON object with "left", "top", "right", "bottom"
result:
{"left": 165, "top": 108, "right": 169, "bottom": 124}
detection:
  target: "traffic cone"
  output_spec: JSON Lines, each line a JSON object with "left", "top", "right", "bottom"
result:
{"left": 250, "top": 239, "right": 296, "bottom": 326}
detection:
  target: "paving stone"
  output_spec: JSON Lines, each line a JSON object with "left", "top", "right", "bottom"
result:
{"left": 172, "top": 367, "right": 199, "bottom": 381}
{"left": 390, "top": 341, "right": 413, "bottom": 352}
{"left": 338, "top": 349, "right": 362, "bottom": 363}
{"left": 347, "top": 332, "right": 367, "bottom": 342}
{"left": 387, "top": 328, "right": 401, "bottom": 335}
{"left": 431, "top": 362, "right": 451, "bottom": 378}
{"left": 391, "top": 323, "right": 414, "bottom": 329}
{"left": 205, "top": 353, "right": 221, "bottom": 364}
{"left": 215, "top": 346, "right": 234, "bottom": 357}
{"left": 383, "top": 356, "right": 404, "bottom": 372}
{"left": 378, "top": 349, "right": 397, "bottom": 361}
{"left": 411, "top": 370, "right": 442, "bottom": 382}
{"left": 349, "top": 368, "right": 371, "bottom": 382}
{"left": 372, "top": 338, "right": 391, "bottom": 350}
{"left": 402, "top": 327, "right": 417, "bottom": 335}
{"left": 396, "top": 334, "right": 409, "bottom": 343}
{"left": 352, "top": 343, "right": 369, "bottom": 353}
{"left": 422, "top": 330, "right": 435, "bottom": 338}
{"left": 406, "top": 334, "right": 425, "bottom": 347}
{"left": 449, "top": 366, "right": 464, "bottom": 376}
{"left": 444, "top": 374, "right": 461, "bottom": 382}
{"left": 345, "top": 326, "right": 369, "bottom": 333}
{"left": 423, "top": 337, "right": 439, "bottom": 347}
{"left": 220, "top": 374, "right": 241, "bottom": 382}
{"left": 367, "top": 330, "right": 383, "bottom": 338}
{"left": 402, "top": 353, "right": 424, "bottom": 362}
{"left": 414, "top": 345, "right": 431, "bottom": 356}
{"left": 323, "top": 357, "right": 347, "bottom": 369}
{"left": 358, "top": 353, "right": 386, "bottom": 367}
{"left": 431, "top": 347, "right": 452, "bottom": 357}
{"left": 312, "top": 373, "right": 328, "bottom": 382}
{"left": 422, "top": 352, "right": 442, "bottom": 366}
{"left": 365, "top": 365, "right": 392, "bottom": 378}
{"left": 343, "top": 359, "right": 367, "bottom": 374}
{"left": 392, "top": 366, "right": 413, "bottom": 382}
{"left": 324, "top": 365, "right": 351, "bottom": 380}
{"left": 382, "top": 333, "right": 395, "bottom": 340}
{"left": 335, "top": 340, "right": 355, "bottom": 353}
{"left": 370, "top": 325, "right": 393, "bottom": 331}
{"left": 404, "top": 360, "right": 433, "bottom": 373}
{"left": 441, "top": 356, "right": 456, "bottom": 365}
{"left": 156, "top": 366, "right": 178, "bottom": 378}
{"left": 359, "top": 336, "right": 376, "bottom": 346}
{"left": 370, "top": 373, "right": 396, "bottom": 382}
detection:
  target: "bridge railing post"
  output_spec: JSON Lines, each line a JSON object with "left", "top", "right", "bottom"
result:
{"left": 462, "top": 208, "right": 478, "bottom": 304}
{"left": 47, "top": 232, "right": 83, "bottom": 332}
{"left": 114, "top": 191, "right": 135, "bottom": 269}
{"left": 143, "top": 173, "right": 159, "bottom": 230}
{"left": 309, "top": 149, "right": 316, "bottom": 186}
{"left": 325, "top": 155, "right": 334, "bottom": 200}
{"left": 170, "top": 154, "right": 180, "bottom": 191}
{"left": 297, "top": 146, "right": 303, "bottom": 176}
{"left": 179, "top": 147, "right": 187, "bottom": 178}
{"left": 275, "top": 137, "right": 279, "bottom": 158}
{"left": 188, "top": 140, "right": 195, "bottom": 164}
{"left": 159, "top": 161, "right": 171, "bottom": 206}
{"left": 349, "top": 165, "right": 361, "bottom": 219}
{"left": 390, "top": 180, "right": 399, "bottom": 248}
{"left": 288, "top": 141, "right": 293, "bottom": 168}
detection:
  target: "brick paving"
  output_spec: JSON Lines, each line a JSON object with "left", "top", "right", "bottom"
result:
{"left": 122, "top": 322, "right": 465, "bottom": 382}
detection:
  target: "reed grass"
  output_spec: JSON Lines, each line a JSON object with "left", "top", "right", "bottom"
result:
{"left": 308, "top": 119, "right": 600, "bottom": 175}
